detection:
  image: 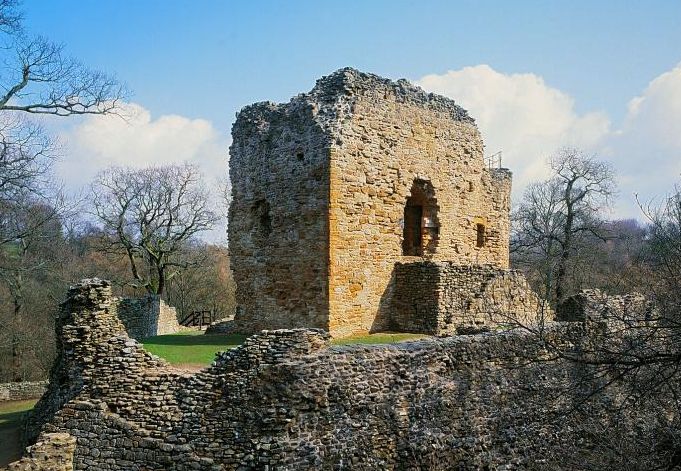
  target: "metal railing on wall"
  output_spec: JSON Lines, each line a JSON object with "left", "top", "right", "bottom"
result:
{"left": 485, "top": 151, "right": 502, "bottom": 169}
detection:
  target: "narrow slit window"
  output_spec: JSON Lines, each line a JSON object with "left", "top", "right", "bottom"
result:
{"left": 476, "top": 223, "right": 486, "bottom": 248}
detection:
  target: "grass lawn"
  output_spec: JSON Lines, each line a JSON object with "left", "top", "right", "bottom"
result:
{"left": 142, "top": 331, "right": 428, "bottom": 366}
{"left": 0, "top": 399, "right": 37, "bottom": 466}
{"left": 331, "top": 332, "right": 428, "bottom": 345}
{"left": 142, "top": 331, "right": 247, "bottom": 367}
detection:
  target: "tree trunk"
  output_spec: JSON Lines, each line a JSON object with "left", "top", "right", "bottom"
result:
{"left": 156, "top": 265, "right": 165, "bottom": 296}
{"left": 11, "top": 276, "right": 22, "bottom": 382}
{"left": 556, "top": 185, "right": 575, "bottom": 304}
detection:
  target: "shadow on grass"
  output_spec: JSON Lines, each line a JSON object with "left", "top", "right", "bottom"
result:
{"left": 142, "top": 333, "right": 247, "bottom": 347}
{"left": 0, "top": 409, "right": 29, "bottom": 431}
{"left": 0, "top": 400, "right": 37, "bottom": 466}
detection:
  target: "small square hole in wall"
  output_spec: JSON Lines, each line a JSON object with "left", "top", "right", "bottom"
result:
{"left": 296, "top": 152, "right": 304, "bottom": 161}
{"left": 476, "top": 223, "right": 486, "bottom": 248}
{"left": 469, "top": 181, "right": 474, "bottom": 192}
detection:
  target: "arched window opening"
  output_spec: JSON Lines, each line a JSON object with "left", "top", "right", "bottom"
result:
{"left": 402, "top": 179, "right": 439, "bottom": 256}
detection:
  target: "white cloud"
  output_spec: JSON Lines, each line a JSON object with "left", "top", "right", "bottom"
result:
{"left": 55, "top": 102, "right": 230, "bottom": 242}
{"left": 417, "top": 65, "right": 610, "bottom": 202}
{"left": 623, "top": 64, "right": 681, "bottom": 150}
{"left": 417, "top": 64, "right": 681, "bottom": 220}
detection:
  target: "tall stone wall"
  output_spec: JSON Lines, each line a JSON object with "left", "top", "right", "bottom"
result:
{"left": 10, "top": 279, "right": 665, "bottom": 470}
{"left": 389, "top": 262, "right": 548, "bottom": 335}
{"left": 229, "top": 95, "right": 332, "bottom": 333}
{"left": 116, "top": 295, "right": 180, "bottom": 340}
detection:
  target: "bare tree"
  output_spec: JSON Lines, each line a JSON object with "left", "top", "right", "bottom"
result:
{"left": 164, "top": 243, "right": 236, "bottom": 321}
{"left": 0, "top": 0, "right": 20, "bottom": 35}
{"left": 0, "top": 0, "right": 126, "bottom": 382}
{"left": 0, "top": 0, "right": 125, "bottom": 243}
{"left": 512, "top": 148, "right": 616, "bottom": 305}
{"left": 510, "top": 183, "right": 681, "bottom": 470}
{"left": 0, "top": 0, "right": 124, "bottom": 117}
{"left": 91, "top": 164, "right": 219, "bottom": 296}
{"left": 0, "top": 195, "right": 66, "bottom": 381}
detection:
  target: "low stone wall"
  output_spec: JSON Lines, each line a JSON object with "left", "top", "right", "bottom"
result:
{"left": 0, "top": 381, "right": 47, "bottom": 402}
{"left": 204, "top": 317, "right": 235, "bottom": 335}
{"left": 390, "top": 262, "right": 548, "bottom": 334}
{"left": 116, "top": 295, "right": 180, "bottom": 340}
{"left": 10, "top": 279, "right": 666, "bottom": 470}
{"left": 557, "top": 288, "right": 653, "bottom": 322}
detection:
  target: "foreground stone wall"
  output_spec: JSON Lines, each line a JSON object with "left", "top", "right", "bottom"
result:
{"left": 0, "top": 381, "right": 47, "bottom": 402}
{"left": 390, "top": 262, "right": 548, "bottom": 335}
{"left": 116, "top": 295, "right": 180, "bottom": 340}
{"left": 6, "top": 433, "right": 75, "bottom": 471}
{"left": 8, "top": 279, "right": 663, "bottom": 470}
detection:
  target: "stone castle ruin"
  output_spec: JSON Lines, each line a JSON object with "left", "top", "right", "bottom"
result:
{"left": 229, "top": 68, "right": 543, "bottom": 337}
{"left": 3, "top": 69, "right": 670, "bottom": 470}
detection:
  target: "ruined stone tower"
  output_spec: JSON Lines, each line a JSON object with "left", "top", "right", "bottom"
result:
{"left": 229, "top": 68, "right": 515, "bottom": 337}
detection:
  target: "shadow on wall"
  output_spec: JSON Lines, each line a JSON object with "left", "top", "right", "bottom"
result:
{"left": 371, "top": 269, "right": 397, "bottom": 333}
{"left": 373, "top": 262, "right": 442, "bottom": 335}
{"left": 372, "top": 261, "right": 550, "bottom": 336}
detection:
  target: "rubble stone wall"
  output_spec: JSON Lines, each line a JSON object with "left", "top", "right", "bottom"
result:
{"left": 5, "top": 433, "right": 75, "bottom": 471}
{"left": 390, "top": 262, "right": 548, "bottom": 335}
{"left": 0, "top": 381, "right": 47, "bottom": 402}
{"left": 116, "top": 295, "right": 180, "bottom": 340}
{"left": 10, "top": 279, "right": 657, "bottom": 471}
{"left": 228, "top": 91, "right": 332, "bottom": 333}
{"left": 557, "top": 289, "right": 653, "bottom": 322}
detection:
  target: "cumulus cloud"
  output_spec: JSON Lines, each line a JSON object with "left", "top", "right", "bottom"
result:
{"left": 417, "top": 66, "right": 611, "bottom": 198}
{"left": 417, "top": 64, "right": 681, "bottom": 219}
{"left": 605, "top": 63, "right": 681, "bottom": 216}
{"left": 54, "top": 102, "right": 230, "bottom": 242}
{"left": 56, "top": 102, "right": 229, "bottom": 191}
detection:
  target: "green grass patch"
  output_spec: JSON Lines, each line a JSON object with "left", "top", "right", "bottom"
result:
{"left": 142, "top": 331, "right": 429, "bottom": 367}
{"left": 0, "top": 399, "right": 37, "bottom": 466}
{"left": 331, "top": 332, "right": 428, "bottom": 345}
{"left": 0, "top": 399, "right": 36, "bottom": 430}
{"left": 142, "top": 332, "right": 247, "bottom": 366}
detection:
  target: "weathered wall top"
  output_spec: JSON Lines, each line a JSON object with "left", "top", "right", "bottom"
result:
{"left": 308, "top": 67, "right": 475, "bottom": 123}
{"left": 236, "top": 67, "right": 475, "bottom": 129}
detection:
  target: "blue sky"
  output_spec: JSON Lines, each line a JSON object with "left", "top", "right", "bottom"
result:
{"left": 23, "top": 0, "right": 681, "bottom": 230}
